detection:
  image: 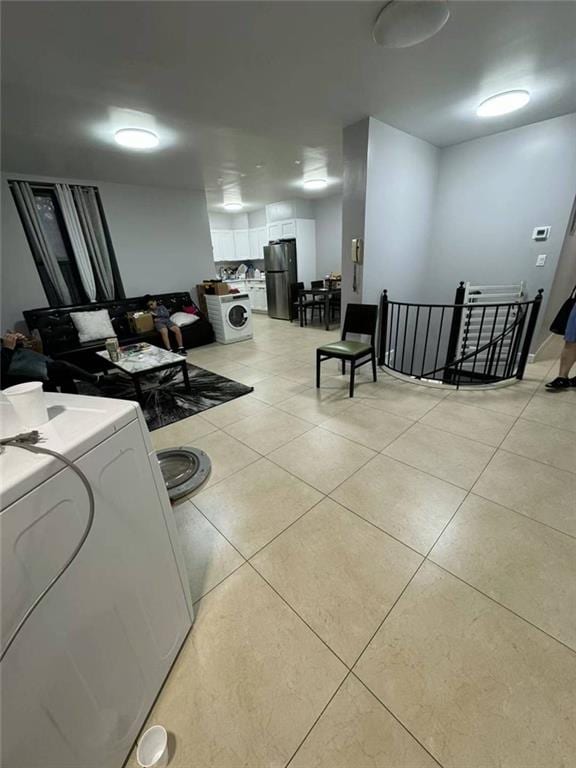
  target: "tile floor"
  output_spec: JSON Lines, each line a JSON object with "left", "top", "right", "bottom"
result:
{"left": 128, "top": 314, "right": 576, "bottom": 768}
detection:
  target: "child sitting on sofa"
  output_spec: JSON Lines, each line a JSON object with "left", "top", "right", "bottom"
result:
{"left": 145, "top": 296, "right": 186, "bottom": 356}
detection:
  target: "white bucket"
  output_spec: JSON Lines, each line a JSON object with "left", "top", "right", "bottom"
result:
{"left": 136, "top": 725, "right": 168, "bottom": 768}
{"left": 3, "top": 381, "right": 49, "bottom": 428}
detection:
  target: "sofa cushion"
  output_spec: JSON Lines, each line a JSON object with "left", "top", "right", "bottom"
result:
{"left": 70, "top": 309, "right": 116, "bottom": 343}
{"left": 170, "top": 311, "right": 199, "bottom": 327}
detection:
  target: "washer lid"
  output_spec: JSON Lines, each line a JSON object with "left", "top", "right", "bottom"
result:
{"left": 0, "top": 393, "right": 138, "bottom": 509}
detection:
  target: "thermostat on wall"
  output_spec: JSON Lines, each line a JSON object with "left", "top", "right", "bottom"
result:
{"left": 532, "top": 226, "right": 551, "bottom": 241}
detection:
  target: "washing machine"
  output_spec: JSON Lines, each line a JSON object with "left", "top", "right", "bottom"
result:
{"left": 205, "top": 292, "right": 253, "bottom": 344}
{"left": 0, "top": 393, "right": 193, "bottom": 768}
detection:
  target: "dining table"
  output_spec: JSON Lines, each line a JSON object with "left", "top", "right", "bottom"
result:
{"left": 298, "top": 287, "right": 341, "bottom": 330}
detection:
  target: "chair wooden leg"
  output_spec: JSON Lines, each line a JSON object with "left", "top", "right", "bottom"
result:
{"left": 316, "top": 352, "right": 321, "bottom": 389}
{"left": 342, "top": 360, "right": 346, "bottom": 375}
{"left": 349, "top": 363, "right": 356, "bottom": 397}
{"left": 372, "top": 351, "right": 377, "bottom": 382}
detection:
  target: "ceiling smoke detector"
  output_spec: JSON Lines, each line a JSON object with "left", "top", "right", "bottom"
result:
{"left": 373, "top": 0, "right": 450, "bottom": 48}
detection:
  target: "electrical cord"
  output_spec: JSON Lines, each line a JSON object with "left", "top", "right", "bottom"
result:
{"left": 0, "top": 430, "right": 95, "bottom": 663}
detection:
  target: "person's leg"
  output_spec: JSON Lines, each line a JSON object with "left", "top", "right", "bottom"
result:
{"left": 46, "top": 361, "right": 85, "bottom": 393}
{"left": 546, "top": 304, "right": 576, "bottom": 389}
{"left": 46, "top": 360, "right": 103, "bottom": 393}
{"left": 559, "top": 341, "right": 576, "bottom": 378}
{"left": 158, "top": 326, "right": 170, "bottom": 350}
{"left": 171, "top": 324, "right": 184, "bottom": 348}
{"left": 545, "top": 341, "right": 576, "bottom": 389}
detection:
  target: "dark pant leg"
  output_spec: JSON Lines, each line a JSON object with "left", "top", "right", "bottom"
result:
{"left": 46, "top": 360, "right": 97, "bottom": 394}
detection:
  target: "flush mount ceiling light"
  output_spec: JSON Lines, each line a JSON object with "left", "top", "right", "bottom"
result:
{"left": 373, "top": 0, "right": 450, "bottom": 48}
{"left": 303, "top": 179, "right": 328, "bottom": 191}
{"left": 114, "top": 128, "right": 159, "bottom": 150}
{"left": 223, "top": 202, "right": 243, "bottom": 212}
{"left": 476, "top": 90, "right": 530, "bottom": 118}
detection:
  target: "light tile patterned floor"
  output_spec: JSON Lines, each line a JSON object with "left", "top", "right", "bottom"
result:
{"left": 129, "top": 314, "right": 576, "bottom": 768}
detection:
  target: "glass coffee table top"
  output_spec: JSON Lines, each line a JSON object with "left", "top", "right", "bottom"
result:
{"left": 96, "top": 343, "right": 185, "bottom": 374}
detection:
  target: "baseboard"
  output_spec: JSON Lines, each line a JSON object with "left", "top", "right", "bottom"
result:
{"left": 531, "top": 333, "right": 564, "bottom": 363}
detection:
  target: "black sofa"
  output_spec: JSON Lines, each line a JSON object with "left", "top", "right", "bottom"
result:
{"left": 23, "top": 292, "right": 215, "bottom": 372}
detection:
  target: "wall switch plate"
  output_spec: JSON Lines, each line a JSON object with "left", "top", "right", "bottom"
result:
{"left": 536, "top": 254, "right": 547, "bottom": 266}
{"left": 532, "top": 226, "right": 551, "bottom": 241}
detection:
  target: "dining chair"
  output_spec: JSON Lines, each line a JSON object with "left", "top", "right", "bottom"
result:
{"left": 291, "top": 282, "right": 315, "bottom": 325}
{"left": 310, "top": 280, "right": 326, "bottom": 323}
{"left": 293, "top": 282, "right": 324, "bottom": 325}
{"left": 316, "top": 303, "right": 378, "bottom": 397}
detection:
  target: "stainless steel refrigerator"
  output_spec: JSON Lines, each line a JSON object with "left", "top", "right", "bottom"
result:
{"left": 264, "top": 239, "right": 298, "bottom": 320}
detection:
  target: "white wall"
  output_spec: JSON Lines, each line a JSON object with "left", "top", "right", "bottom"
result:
{"left": 1, "top": 172, "right": 215, "bottom": 330}
{"left": 208, "top": 212, "right": 250, "bottom": 230}
{"left": 427, "top": 113, "right": 576, "bottom": 342}
{"left": 314, "top": 194, "right": 342, "bottom": 278}
{"left": 341, "top": 119, "right": 370, "bottom": 310}
{"left": 363, "top": 117, "right": 439, "bottom": 306}
{"left": 248, "top": 208, "right": 267, "bottom": 228}
{"left": 341, "top": 112, "right": 576, "bottom": 351}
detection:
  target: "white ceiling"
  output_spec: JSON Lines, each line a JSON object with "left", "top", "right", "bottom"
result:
{"left": 2, "top": 1, "right": 575, "bottom": 211}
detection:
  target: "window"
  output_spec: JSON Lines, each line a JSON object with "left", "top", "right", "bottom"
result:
{"left": 9, "top": 181, "right": 124, "bottom": 306}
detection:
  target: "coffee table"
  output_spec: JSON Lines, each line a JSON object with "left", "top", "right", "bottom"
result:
{"left": 96, "top": 343, "right": 191, "bottom": 405}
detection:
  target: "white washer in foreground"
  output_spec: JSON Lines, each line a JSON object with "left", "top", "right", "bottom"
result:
{"left": 205, "top": 292, "right": 254, "bottom": 344}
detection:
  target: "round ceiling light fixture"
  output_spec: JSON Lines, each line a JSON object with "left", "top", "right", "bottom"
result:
{"left": 223, "top": 202, "right": 243, "bottom": 212}
{"left": 114, "top": 128, "right": 159, "bottom": 150}
{"left": 476, "top": 90, "right": 530, "bottom": 118}
{"left": 373, "top": 0, "right": 450, "bottom": 48}
{"left": 303, "top": 178, "right": 328, "bottom": 191}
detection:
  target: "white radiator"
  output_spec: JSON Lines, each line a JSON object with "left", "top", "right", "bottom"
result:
{"left": 458, "top": 281, "right": 526, "bottom": 372}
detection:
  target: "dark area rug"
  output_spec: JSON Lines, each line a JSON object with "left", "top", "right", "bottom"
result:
{"left": 79, "top": 363, "right": 253, "bottom": 431}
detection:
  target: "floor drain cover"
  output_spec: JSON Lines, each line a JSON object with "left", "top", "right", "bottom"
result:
{"left": 156, "top": 447, "right": 212, "bottom": 500}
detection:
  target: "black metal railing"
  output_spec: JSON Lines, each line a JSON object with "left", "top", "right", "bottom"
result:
{"left": 378, "top": 286, "right": 543, "bottom": 388}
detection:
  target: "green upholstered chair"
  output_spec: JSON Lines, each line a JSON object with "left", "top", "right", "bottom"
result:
{"left": 316, "top": 303, "right": 378, "bottom": 397}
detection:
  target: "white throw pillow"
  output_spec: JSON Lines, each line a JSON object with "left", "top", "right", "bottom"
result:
{"left": 170, "top": 312, "right": 199, "bottom": 327}
{"left": 70, "top": 309, "right": 116, "bottom": 343}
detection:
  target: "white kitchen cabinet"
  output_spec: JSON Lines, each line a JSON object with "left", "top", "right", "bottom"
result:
{"left": 280, "top": 220, "right": 296, "bottom": 238}
{"left": 267, "top": 219, "right": 297, "bottom": 242}
{"left": 247, "top": 281, "right": 267, "bottom": 312}
{"left": 268, "top": 222, "right": 282, "bottom": 241}
{"left": 257, "top": 227, "right": 269, "bottom": 257}
{"left": 211, "top": 230, "right": 235, "bottom": 261}
{"left": 250, "top": 227, "right": 268, "bottom": 261}
{"left": 233, "top": 230, "right": 251, "bottom": 262}
{"left": 255, "top": 284, "right": 268, "bottom": 312}
{"left": 249, "top": 229, "right": 260, "bottom": 261}
{"left": 210, "top": 230, "right": 223, "bottom": 261}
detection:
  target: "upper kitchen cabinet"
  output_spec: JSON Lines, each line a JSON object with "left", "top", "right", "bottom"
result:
{"left": 249, "top": 227, "right": 268, "bottom": 261}
{"left": 233, "top": 229, "right": 251, "bottom": 262}
{"left": 211, "top": 230, "right": 235, "bottom": 261}
{"left": 268, "top": 220, "right": 296, "bottom": 240}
